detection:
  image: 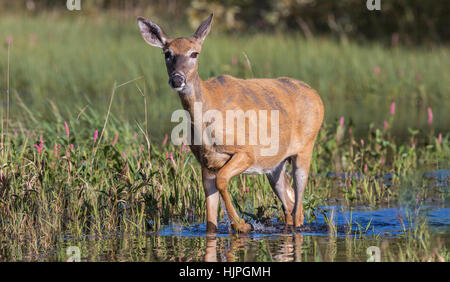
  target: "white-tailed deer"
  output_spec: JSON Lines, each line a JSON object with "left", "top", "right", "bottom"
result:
{"left": 138, "top": 14, "right": 324, "bottom": 233}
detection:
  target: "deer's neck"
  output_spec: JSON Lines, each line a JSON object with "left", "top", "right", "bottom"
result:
{"left": 177, "top": 73, "right": 207, "bottom": 116}
{"left": 177, "top": 73, "right": 208, "bottom": 147}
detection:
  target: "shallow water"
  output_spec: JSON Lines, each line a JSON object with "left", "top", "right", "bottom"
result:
{"left": 4, "top": 203, "right": 447, "bottom": 262}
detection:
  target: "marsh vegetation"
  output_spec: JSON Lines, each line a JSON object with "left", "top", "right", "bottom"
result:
{"left": 0, "top": 13, "right": 448, "bottom": 262}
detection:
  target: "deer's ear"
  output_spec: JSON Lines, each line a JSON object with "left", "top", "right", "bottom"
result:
{"left": 193, "top": 13, "right": 213, "bottom": 42}
{"left": 138, "top": 17, "right": 170, "bottom": 48}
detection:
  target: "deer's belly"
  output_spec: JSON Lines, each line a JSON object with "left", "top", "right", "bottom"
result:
{"left": 242, "top": 166, "right": 273, "bottom": 175}
{"left": 199, "top": 145, "right": 286, "bottom": 174}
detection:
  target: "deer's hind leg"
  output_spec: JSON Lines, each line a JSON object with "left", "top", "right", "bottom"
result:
{"left": 291, "top": 144, "right": 314, "bottom": 227}
{"left": 266, "top": 159, "right": 295, "bottom": 225}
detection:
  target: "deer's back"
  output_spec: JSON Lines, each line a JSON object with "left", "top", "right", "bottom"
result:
{"left": 196, "top": 75, "right": 323, "bottom": 171}
{"left": 203, "top": 75, "right": 322, "bottom": 127}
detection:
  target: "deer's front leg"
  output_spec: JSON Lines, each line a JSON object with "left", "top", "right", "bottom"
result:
{"left": 216, "top": 152, "right": 253, "bottom": 233}
{"left": 202, "top": 168, "right": 219, "bottom": 233}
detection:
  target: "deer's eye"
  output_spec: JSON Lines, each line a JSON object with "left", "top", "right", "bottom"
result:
{"left": 190, "top": 52, "right": 199, "bottom": 59}
{"left": 164, "top": 52, "right": 171, "bottom": 59}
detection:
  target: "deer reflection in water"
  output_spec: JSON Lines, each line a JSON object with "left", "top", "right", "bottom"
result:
{"left": 204, "top": 233, "right": 304, "bottom": 262}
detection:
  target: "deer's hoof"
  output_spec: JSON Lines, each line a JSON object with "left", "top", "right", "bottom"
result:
{"left": 294, "top": 215, "right": 304, "bottom": 228}
{"left": 233, "top": 220, "right": 251, "bottom": 233}
{"left": 285, "top": 213, "right": 294, "bottom": 226}
{"left": 206, "top": 221, "right": 217, "bottom": 233}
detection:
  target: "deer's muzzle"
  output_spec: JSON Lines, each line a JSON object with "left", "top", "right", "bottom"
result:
{"left": 169, "top": 73, "right": 186, "bottom": 90}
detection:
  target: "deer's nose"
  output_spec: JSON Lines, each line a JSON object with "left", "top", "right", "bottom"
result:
{"left": 169, "top": 73, "right": 186, "bottom": 89}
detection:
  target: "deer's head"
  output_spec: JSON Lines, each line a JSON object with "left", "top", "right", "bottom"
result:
{"left": 138, "top": 14, "right": 213, "bottom": 92}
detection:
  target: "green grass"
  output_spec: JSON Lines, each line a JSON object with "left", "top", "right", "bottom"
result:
{"left": 0, "top": 99, "right": 447, "bottom": 235}
{"left": 0, "top": 13, "right": 448, "bottom": 261}
{"left": 0, "top": 13, "right": 449, "bottom": 140}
